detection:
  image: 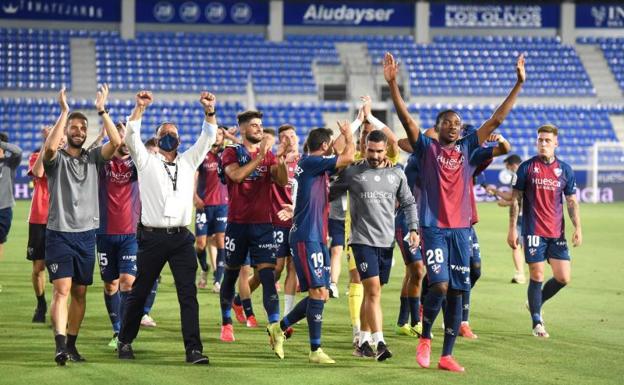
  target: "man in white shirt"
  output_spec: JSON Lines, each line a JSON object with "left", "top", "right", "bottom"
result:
{"left": 117, "top": 90, "right": 217, "bottom": 365}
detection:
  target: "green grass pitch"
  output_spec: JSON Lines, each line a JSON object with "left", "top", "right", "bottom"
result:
{"left": 0, "top": 201, "right": 623, "bottom": 385}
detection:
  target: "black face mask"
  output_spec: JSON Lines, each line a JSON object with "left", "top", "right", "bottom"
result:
{"left": 158, "top": 133, "right": 179, "bottom": 152}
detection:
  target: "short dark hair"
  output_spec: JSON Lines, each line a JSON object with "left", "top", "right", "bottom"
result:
{"left": 435, "top": 109, "right": 461, "bottom": 129}
{"left": 218, "top": 125, "right": 229, "bottom": 131}
{"left": 263, "top": 127, "right": 276, "bottom": 136}
{"left": 537, "top": 124, "right": 558, "bottom": 136}
{"left": 306, "top": 128, "right": 333, "bottom": 152}
{"left": 155, "top": 121, "right": 177, "bottom": 135}
{"left": 237, "top": 110, "right": 263, "bottom": 125}
{"left": 67, "top": 111, "right": 88, "bottom": 126}
{"left": 504, "top": 154, "right": 522, "bottom": 165}
{"left": 278, "top": 124, "right": 296, "bottom": 135}
{"left": 0, "top": 132, "right": 8, "bottom": 142}
{"left": 366, "top": 129, "right": 387, "bottom": 144}
{"left": 144, "top": 137, "right": 158, "bottom": 148}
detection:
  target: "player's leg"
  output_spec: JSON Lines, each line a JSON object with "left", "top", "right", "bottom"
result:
{"left": 50, "top": 277, "right": 72, "bottom": 365}
{"left": 328, "top": 218, "right": 345, "bottom": 298}
{"left": 407, "top": 259, "right": 425, "bottom": 335}
{"left": 212, "top": 205, "right": 228, "bottom": 291}
{"left": 541, "top": 238, "right": 572, "bottom": 316}
{"left": 512, "top": 220, "right": 526, "bottom": 284}
{"left": 0, "top": 207, "right": 12, "bottom": 261}
{"left": 194, "top": 208, "right": 209, "bottom": 288}
{"left": 213, "top": 231, "right": 226, "bottom": 292}
{"left": 65, "top": 230, "right": 97, "bottom": 362}
{"left": 305, "top": 244, "right": 334, "bottom": 364}
{"left": 436, "top": 228, "right": 471, "bottom": 372}
{"left": 460, "top": 227, "right": 481, "bottom": 339}
{"left": 525, "top": 234, "right": 549, "bottom": 337}
{"left": 28, "top": 223, "right": 48, "bottom": 322}
{"left": 98, "top": 235, "right": 121, "bottom": 345}
{"left": 347, "top": 246, "right": 363, "bottom": 346}
{"left": 31, "top": 259, "right": 47, "bottom": 322}
{"left": 117, "top": 235, "right": 137, "bottom": 338}
{"left": 396, "top": 269, "right": 411, "bottom": 334}
{"left": 219, "top": 223, "right": 247, "bottom": 341}
{"left": 250, "top": 226, "right": 280, "bottom": 326}
{"left": 141, "top": 279, "right": 159, "bottom": 327}
{"left": 234, "top": 264, "right": 255, "bottom": 324}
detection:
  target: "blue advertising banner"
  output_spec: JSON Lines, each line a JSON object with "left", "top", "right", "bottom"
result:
{"left": 576, "top": 4, "right": 624, "bottom": 28}
{"left": 283, "top": 1, "right": 414, "bottom": 27}
{"left": 0, "top": 0, "right": 120, "bottom": 22}
{"left": 430, "top": 4, "right": 560, "bottom": 28}
{"left": 136, "top": 0, "right": 268, "bottom": 25}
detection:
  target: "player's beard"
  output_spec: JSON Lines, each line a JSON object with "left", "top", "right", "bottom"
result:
{"left": 67, "top": 135, "right": 85, "bottom": 149}
{"left": 246, "top": 132, "right": 262, "bottom": 144}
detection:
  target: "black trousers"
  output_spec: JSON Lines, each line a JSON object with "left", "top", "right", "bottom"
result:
{"left": 119, "top": 227, "right": 202, "bottom": 353}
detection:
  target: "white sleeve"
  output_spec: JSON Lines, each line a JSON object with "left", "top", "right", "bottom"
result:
{"left": 181, "top": 120, "right": 217, "bottom": 170}
{"left": 125, "top": 118, "right": 150, "bottom": 171}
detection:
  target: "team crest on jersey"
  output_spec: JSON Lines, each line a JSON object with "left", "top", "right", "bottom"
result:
{"left": 49, "top": 263, "right": 58, "bottom": 273}
{"left": 359, "top": 262, "right": 368, "bottom": 272}
{"left": 431, "top": 264, "right": 441, "bottom": 274}
{"left": 554, "top": 168, "right": 562, "bottom": 177}
{"left": 455, "top": 145, "right": 461, "bottom": 152}
{"left": 387, "top": 174, "right": 396, "bottom": 184}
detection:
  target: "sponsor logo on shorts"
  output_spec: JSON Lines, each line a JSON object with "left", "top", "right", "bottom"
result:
{"left": 431, "top": 264, "right": 441, "bottom": 274}
{"left": 556, "top": 240, "right": 567, "bottom": 247}
{"left": 359, "top": 262, "right": 368, "bottom": 272}
{"left": 217, "top": 217, "right": 227, "bottom": 222}
{"left": 258, "top": 243, "right": 277, "bottom": 250}
{"left": 50, "top": 263, "right": 58, "bottom": 273}
{"left": 450, "top": 264, "right": 470, "bottom": 273}
{"left": 122, "top": 255, "right": 137, "bottom": 261}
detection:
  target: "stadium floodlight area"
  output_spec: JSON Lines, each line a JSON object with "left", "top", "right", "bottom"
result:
{"left": 587, "top": 141, "right": 624, "bottom": 203}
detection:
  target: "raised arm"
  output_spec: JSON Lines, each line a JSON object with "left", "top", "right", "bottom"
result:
{"left": 477, "top": 55, "right": 525, "bottom": 144}
{"left": 333, "top": 108, "right": 363, "bottom": 154}
{"left": 225, "top": 136, "right": 271, "bottom": 184}
{"left": 182, "top": 92, "right": 218, "bottom": 169}
{"left": 30, "top": 127, "right": 51, "bottom": 178}
{"left": 96, "top": 84, "right": 122, "bottom": 160}
{"left": 490, "top": 133, "right": 512, "bottom": 157}
{"left": 42, "top": 87, "right": 69, "bottom": 162}
{"left": 361, "top": 95, "right": 400, "bottom": 158}
{"left": 125, "top": 90, "right": 154, "bottom": 170}
{"left": 0, "top": 140, "right": 22, "bottom": 168}
{"left": 384, "top": 52, "right": 420, "bottom": 144}
{"left": 335, "top": 120, "right": 355, "bottom": 169}
{"left": 566, "top": 194, "right": 582, "bottom": 247}
{"left": 507, "top": 189, "right": 522, "bottom": 249}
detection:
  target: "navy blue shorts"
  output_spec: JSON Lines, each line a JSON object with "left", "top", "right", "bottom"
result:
{"left": 96, "top": 234, "right": 138, "bottom": 282}
{"left": 0, "top": 207, "right": 13, "bottom": 244}
{"left": 421, "top": 227, "right": 472, "bottom": 292}
{"left": 394, "top": 222, "right": 423, "bottom": 265}
{"left": 225, "top": 223, "right": 276, "bottom": 267}
{"left": 328, "top": 218, "right": 345, "bottom": 248}
{"left": 469, "top": 226, "right": 481, "bottom": 265}
{"left": 45, "top": 229, "right": 96, "bottom": 285}
{"left": 273, "top": 226, "right": 291, "bottom": 258}
{"left": 351, "top": 244, "right": 394, "bottom": 285}
{"left": 291, "top": 240, "right": 330, "bottom": 292}
{"left": 27, "top": 223, "right": 46, "bottom": 260}
{"left": 524, "top": 234, "right": 571, "bottom": 264}
{"left": 195, "top": 205, "right": 227, "bottom": 236}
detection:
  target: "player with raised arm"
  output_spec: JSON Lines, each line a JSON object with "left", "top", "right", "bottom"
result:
{"left": 218, "top": 111, "right": 288, "bottom": 346}
{"left": 331, "top": 129, "right": 419, "bottom": 362}
{"left": 43, "top": 85, "right": 122, "bottom": 364}
{"left": 194, "top": 126, "right": 228, "bottom": 292}
{"left": 269, "top": 122, "right": 356, "bottom": 364}
{"left": 97, "top": 121, "right": 141, "bottom": 349}
{"left": 384, "top": 52, "right": 525, "bottom": 372}
{"left": 508, "top": 125, "right": 581, "bottom": 338}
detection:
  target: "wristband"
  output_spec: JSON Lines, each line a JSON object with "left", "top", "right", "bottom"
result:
{"left": 98, "top": 109, "right": 109, "bottom": 116}
{"left": 497, "top": 135, "right": 506, "bottom": 143}
{"left": 205, "top": 110, "right": 216, "bottom": 117}
{"left": 366, "top": 114, "right": 386, "bottom": 131}
{"left": 349, "top": 119, "right": 362, "bottom": 134}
